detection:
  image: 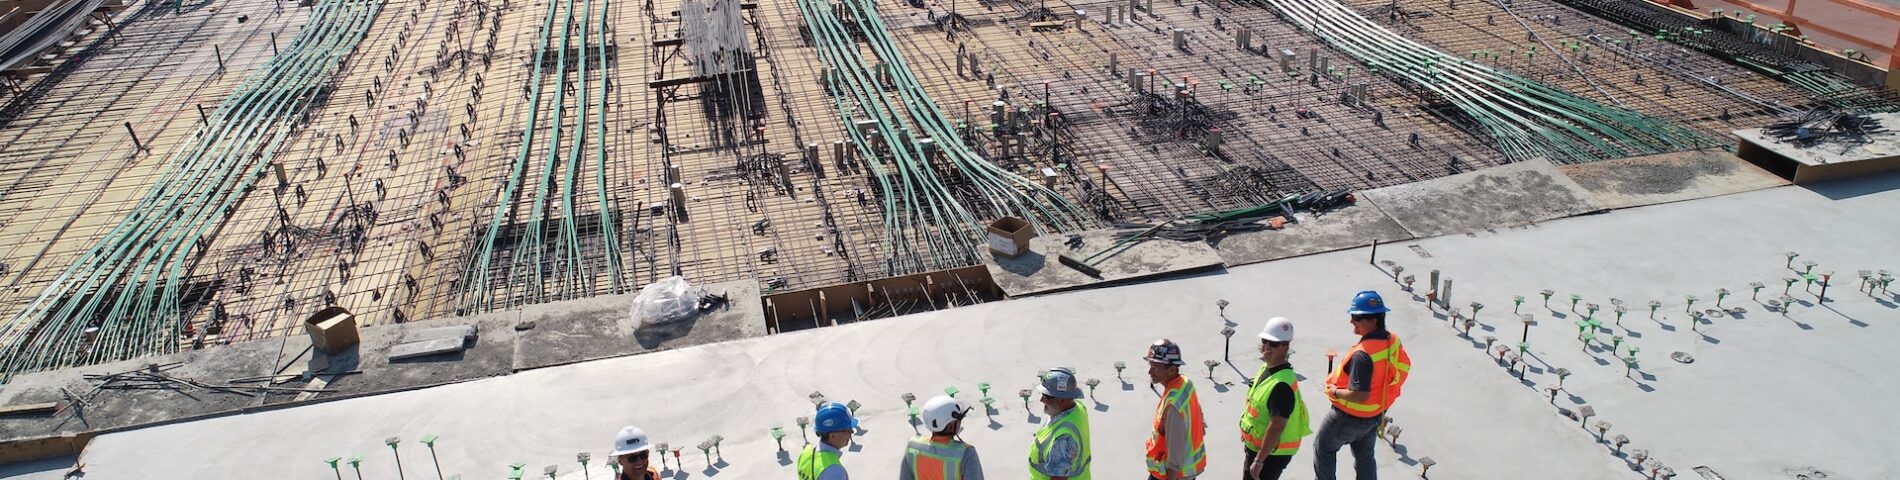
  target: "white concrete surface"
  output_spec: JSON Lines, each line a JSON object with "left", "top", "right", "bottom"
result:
{"left": 17, "top": 176, "right": 1900, "bottom": 480}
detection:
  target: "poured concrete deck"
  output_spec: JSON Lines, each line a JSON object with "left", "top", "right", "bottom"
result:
{"left": 6, "top": 171, "right": 1894, "bottom": 480}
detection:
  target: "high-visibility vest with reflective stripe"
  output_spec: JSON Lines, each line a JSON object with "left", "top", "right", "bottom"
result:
{"left": 1144, "top": 376, "right": 1207, "bottom": 477}
{"left": 1239, "top": 365, "right": 1312, "bottom": 455}
{"left": 797, "top": 444, "right": 842, "bottom": 480}
{"left": 1326, "top": 334, "right": 1412, "bottom": 418}
{"left": 1030, "top": 404, "right": 1091, "bottom": 480}
{"left": 904, "top": 436, "right": 971, "bottom": 480}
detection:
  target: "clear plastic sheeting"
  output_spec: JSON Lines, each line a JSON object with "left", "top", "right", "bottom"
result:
{"left": 629, "top": 276, "right": 700, "bottom": 326}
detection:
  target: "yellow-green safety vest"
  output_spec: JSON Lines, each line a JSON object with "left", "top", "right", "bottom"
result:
{"left": 904, "top": 437, "right": 971, "bottom": 480}
{"left": 1030, "top": 405, "right": 1091, "bottom": 480}
{"left": 1239, "top": 365, "right": 1312, "bottom": 455}
{"left": 797, "top": 444, "right": 842, "bottom": 480}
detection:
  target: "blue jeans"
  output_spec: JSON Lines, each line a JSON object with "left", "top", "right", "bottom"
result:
{"left": 1312, "top": 407, "right": 1381, "bottom": 480}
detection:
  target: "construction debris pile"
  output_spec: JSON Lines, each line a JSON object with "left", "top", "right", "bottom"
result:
{"left": 1761, "top": 108, "right": 1886, "bottom": 148}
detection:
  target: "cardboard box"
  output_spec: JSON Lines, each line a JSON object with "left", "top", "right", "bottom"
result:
{"left": 304, "top": 306, "right": 360, "bottom": 354}
{"left": 986, "top": 216, "right": 1036, "bottom": 258}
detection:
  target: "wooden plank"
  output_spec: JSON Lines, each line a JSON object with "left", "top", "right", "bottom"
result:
{"left": 0, "top": 401, "right": 59, "bottom": 416}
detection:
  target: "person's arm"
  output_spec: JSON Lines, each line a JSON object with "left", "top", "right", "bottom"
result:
{"left": 897, "top": 449, "right": 915, "bottom": 480}
{"left": 1034, "top": 435, "right": 1078, "bottom": 480}
{"left": 960, "top": 446, "right": 984, "bottom": 480}
{"left": 1164, "top": 404, "right": 1189, "bottom": 479}
{"left": 819, "top": 464, "right": 849, "bottom": 480}
{"left": 1328, "top": 352, "right": 1376, "bottom": 403}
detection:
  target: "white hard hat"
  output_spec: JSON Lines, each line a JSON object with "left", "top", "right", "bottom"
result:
{"left": 920, "top": 395, "right": 971, "bottom": 434}
{"left": 1259, "top": 316, "right": 1294, "bottom": 342}
{"left": 609, "top": 425, "right": 652, "bottom": 457}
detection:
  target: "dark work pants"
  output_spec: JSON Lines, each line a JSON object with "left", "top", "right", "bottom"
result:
{"left": 1243, "top": 447, "right": 1293, "bottom": 480}
{"left": 1313, "top": 408, "right": 1382, "bottom": 480}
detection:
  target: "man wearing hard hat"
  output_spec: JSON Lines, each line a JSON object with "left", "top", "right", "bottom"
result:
{"left": 1314, "top": 291, "right": 1412, "bottom": 480}
{"left": 608, "top": 425, "right": 662, "bottom": 480}
{"left": 898, "top": 395, "right": 986, "bottom": 480}
{"left": 1029, "top": 367, "right": 1091, "bottom": 480}
{"left": 1238, "top": 317, "right": 1312, "bottom": 480}
{"left": 798, "top": 401, "right": 859, "bottom": 480}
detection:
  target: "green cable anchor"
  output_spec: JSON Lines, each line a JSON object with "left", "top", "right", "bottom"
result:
{"left": 1784, "top": 277, "right": 1799, "bottom": 294}
{"left": 1114, "top": 361, "right": 1126, "bottom": 382}
{"left": 1715, "top": 288, "right": 1730, "bottom": 307}
{"left": 902, "top": 393, "right": 919, "bottom": 420}
{"left": 795, "top": 416, "right": 810, "bottom": 442}
{"left": 1575, "top": 321, "right": 1592, "bottom": 348}
{"left": 697, "top": 440, "right": 713, "bottom": 467}
{"left": 1513, "top": 295, "right": 1525, "bottom": 313}
{"left": 1802, "top": 260, "right": 1818, "bottom": 275}
{"left": 1469, "top": 302, "right": 1484, "bottom": 321}
{"left": 348, "top": 455, "right": 365, "bottom": 480}
{"left": 1750, "top": 282, "right": 1765, "bottom": 299}
{"left": 1086, "top": 378, "right": 1101, "bottom": 400}
{"left": 977, "top": 382, "right": 991, "bottom": 399}
{"left": 543, "top": 465, "right": 558, "bottom": 480}
{"left": 771, "top": 426, "right": 786, "bottom": 451}
{"left": 577, "top": 452, "right": 591, "bottom": 480}
{"left": 1554, "top": 368, "right": 1572, "bottom": 389}
{"left": 653, "top": 443, "right": 670, "bottom": 471}
{"left": 1785, "top": 251, "right": 1800, "bottom": 268}
{"left": 1613, "top": 305, "right": 1627, "bottom": 326}
{"left": 1647, "top": 300, "right": 1662, "bottom": 319}
{"left": 1585, "top": 303, "right": 1599, "bottom": 318}
{"left": 944, "top": 386, "right": 960, "bottom": 398}
{"left": 710, "top": 435, "right": 725, "bottom": 460}
{"left": 1019, "top": 388, "right": 1032, "bottom": 409}
{"left": 506, "top": 463, "right": 525, "bottom": 480}
{"left": 1610, "top": 336, "right": 1624, "bottom": 354}
{"left": 1540, "top": 289, "right": 1555, "bottom": 307}
{"left": 419, "top": 435, "right": 444, "bottom": 480}
{"left": 1568, "top": 293, "right": 1582, "bottom": 311}
{"left": 324, "top": 457, "right": 344, "bottom": 480}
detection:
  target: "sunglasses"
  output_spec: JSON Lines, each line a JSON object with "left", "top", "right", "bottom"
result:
{"left": 620, "top": 451, "right": 649, "bottom": 462}
{"left": 1261, "top": 340, "right": 1289, "bottom": 349}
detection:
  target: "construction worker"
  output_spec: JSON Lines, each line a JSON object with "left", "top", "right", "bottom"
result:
{"left": 1313, "top": 291, "right": 1412, "bottom": 480}
{"left": 1029, "top": 367, "right": 1091, "bottom": 480}
{"left": 1144, "top": 339, "right": 1207, "bottom": 480}
{"left": 798, "top": 401, "right": 859, "bottom": 480}
{"left": 1239, "top": 317, "right": 1312, "bottom": 480}
{"left": 608, "top": 425, "right": 661, "bottom": 480}
{"left": 899, "top": 395, "right": 985, "bottom": 480}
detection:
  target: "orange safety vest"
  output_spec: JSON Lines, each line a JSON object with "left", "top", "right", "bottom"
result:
{"left": 1144, "top": 376, "right": 1207, "bottom": 478}
{"left": 1327, "top": 334, "right": 1412, "bottom": 418}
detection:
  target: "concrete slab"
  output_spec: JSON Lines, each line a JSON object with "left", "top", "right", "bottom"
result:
{"left": 1213, "top": 202, "right": 1414, "bottom": 266}
{"left": 512, "top": 279, "right": 766, "bottom": 370}
{"left": 1559, "top": 151, "right": 1789, "bottom": 210}
{"left": 1361, "top": 159, "right": 1604, "bottom": 238}
{"left": 259, "top": 312, "right": 517, "bottom": 405}
{"left": 54, "top": 176, "right": 1900, "bottom": 480}
{"left": 0, "top": 333, "right": 281, "bottom": 460}
{"left": 984, "top": 228, "right": 1226, "bottom": 296}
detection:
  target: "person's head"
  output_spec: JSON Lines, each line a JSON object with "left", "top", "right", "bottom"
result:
{"left": 1258, "top": 316, "right": 1294, "bottom": 365}
{"left": 921, "top": 395, "right": 970, "bottom": 437}
{"left": 1347, "top": 290, "right": 1390, "bottom": 335}
{"left": 814, "top": 401, "right": 857, "bottom": 448}
{"left": 1036, "top": 367, "right": 1085, "bottom": 416}
{"left": 1143, "top": 339, "right": 1185, "bottom": 384}
{"left": 609, "top": 426, "right": 653, "bottom": 474}
{"left": 1039, "top": 394, "right": 1077, "bottom": 417}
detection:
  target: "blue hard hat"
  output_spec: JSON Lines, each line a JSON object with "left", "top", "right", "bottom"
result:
{"left": 1349, "top": 290, "right": 1390, "bottom": 315}
{"left": 814, "top": 401, "right": 857, "bottom": 434}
